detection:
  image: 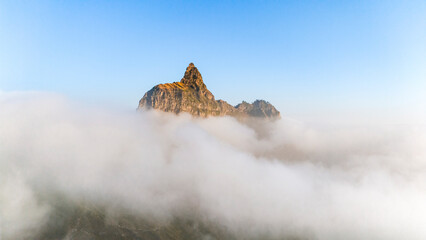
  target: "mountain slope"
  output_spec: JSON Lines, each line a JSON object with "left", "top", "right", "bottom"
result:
{"left": 32, "top": 200, "right": 235, "bottom": 240}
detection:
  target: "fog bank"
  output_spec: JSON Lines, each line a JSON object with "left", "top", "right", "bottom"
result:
{"left": 1, "top": 91, "right": 426, "bottom": 239}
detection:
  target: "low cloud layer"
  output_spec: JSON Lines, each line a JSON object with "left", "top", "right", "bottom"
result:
{"left": 1, "top": 91, "right": 426, "bottom": 239}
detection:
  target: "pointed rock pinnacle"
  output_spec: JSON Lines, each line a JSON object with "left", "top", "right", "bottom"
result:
{"left": 181, "top": 63, "right": 204, "bottom": 88}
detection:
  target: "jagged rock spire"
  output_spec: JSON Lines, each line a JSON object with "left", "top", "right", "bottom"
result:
{"left": 181, "top": 63, "right": 205, "bottom": 89}
{"left": 138, "top": 62, "right": 280, "bottom": 119}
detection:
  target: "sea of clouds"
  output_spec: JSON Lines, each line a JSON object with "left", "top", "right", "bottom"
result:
{"left": 1, "top": 91, "right": 426, "bottom": 240}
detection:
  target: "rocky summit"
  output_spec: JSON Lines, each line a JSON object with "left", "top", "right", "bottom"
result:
{"left": 138, "top": 63, "right": 280, "bottom": 119}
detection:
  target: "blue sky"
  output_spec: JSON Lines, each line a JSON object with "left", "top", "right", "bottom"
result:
{"left": 0, "top": 0, "right": 425, "bottom": 124}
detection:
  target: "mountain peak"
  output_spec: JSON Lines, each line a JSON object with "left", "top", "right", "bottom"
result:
{"left": 138, "top": 63, "right": 280, "bottom": 119}
{"left": 181, "top": 63, "right": 204, "bottom": 89}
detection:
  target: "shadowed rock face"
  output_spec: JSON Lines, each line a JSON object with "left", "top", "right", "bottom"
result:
{"left": 138, "top": 63, "right": 280, "bottom": 119}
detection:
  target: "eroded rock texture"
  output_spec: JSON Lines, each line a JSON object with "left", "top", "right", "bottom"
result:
{"left": 138, "top": 63, "right": 280, "bottom": 119}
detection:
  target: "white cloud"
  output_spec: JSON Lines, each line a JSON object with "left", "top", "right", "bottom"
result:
{"left": 1, "top": 91, "right": 426, "bottom": 239}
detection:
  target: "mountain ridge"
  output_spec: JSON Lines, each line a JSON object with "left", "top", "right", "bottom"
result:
{"left": 138, "top": 63, "right": 280, "bottom": 119}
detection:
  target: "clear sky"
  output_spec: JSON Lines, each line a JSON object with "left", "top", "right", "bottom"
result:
{"left": 0, "top": 0, "right": 425, "bottom": 124}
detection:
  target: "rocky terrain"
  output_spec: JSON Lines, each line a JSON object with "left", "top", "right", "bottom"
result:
{"left": 138, "top": 63, "right": 280, "bottom": 119}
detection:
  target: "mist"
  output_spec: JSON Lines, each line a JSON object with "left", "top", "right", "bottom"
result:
{"left": 1, "top": 91, "right": 426, "bottom": 240}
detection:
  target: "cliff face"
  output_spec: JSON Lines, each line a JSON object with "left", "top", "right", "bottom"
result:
{"left": 138, "top": 63, "right": 280, "bottom": 119}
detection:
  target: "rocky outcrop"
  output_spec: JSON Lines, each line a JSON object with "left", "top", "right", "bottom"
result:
{"left": 235, "top": 100, "right": 281, "bottom": 119}
{"left": 138, "top": 63, "right": 280, "bottom": 119}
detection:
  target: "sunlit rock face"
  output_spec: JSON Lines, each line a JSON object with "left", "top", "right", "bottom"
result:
{"left": 138, "top": 63, "right": 280, "bottom": 119}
